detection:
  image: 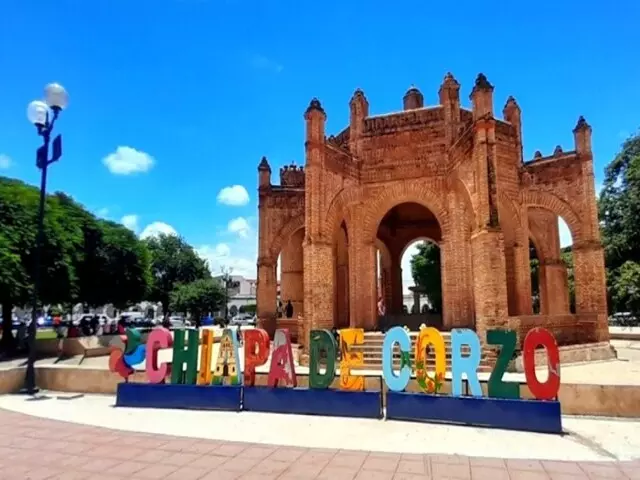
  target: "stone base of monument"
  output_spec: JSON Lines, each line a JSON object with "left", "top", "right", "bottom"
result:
{"left": 386, "top": 391, "right": 562, "bottom": 434}
{"left": 116, "top": 383, "right": 242, "bottom": 411}
{"left": 243, "top": 387, "right": 382, "bottom": 419}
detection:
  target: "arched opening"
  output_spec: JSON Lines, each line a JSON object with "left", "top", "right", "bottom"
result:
{"left": 334, "top": 221, "right": 350, "bottom": 329}
{"left": 528, "top": 209, "right": 575, "bottom": 315}
{"left": 275, "top": 227, "right": 305, "bottom": 323}
{"left": 375, "top": 202, "right": 442, "bottom": 330}
{"left": 401, "top": 239, "right": 442, "bottom": 316}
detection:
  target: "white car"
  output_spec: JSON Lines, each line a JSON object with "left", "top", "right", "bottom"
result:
{"left": 229, "top": 314, "right": 255, "bottom": 326}
{"left": 74, "top": 314, "right": 113, "bottom": 326}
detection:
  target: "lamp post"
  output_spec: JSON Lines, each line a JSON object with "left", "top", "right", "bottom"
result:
{"left": 22, "top": 83, "right": 68, "bottom": 395}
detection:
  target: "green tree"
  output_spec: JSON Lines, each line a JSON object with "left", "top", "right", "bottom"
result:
{"left": 599, "top": 131, "right": 640, "bottom": 318}
{"left": 170, "top": 279, "right": 224, "bottom": 325}
{"left": 146, "top": 234, "right": 210, "bottom": 314}
{"left": 409, "top": 241, "right": 442, "bottom": 313}
{"left": 0, "top": 178, "right": 76, "bottom": 350}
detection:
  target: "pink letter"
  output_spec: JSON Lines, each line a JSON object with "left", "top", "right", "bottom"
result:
{"left": 267, "top": 329, "right": 297, "bottom": 388}
{"left": 146, "top": 327, "right": 173, "bottom": 384}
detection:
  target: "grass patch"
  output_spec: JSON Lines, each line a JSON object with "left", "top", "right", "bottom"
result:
{"left": 36, "top": 330, "right": 58, "bottom": 340}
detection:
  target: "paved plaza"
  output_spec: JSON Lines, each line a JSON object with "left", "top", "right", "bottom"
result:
{"left": 0, "top": 408, "right": 639, "bottom": 479}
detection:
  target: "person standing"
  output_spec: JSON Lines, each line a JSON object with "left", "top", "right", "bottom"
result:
{"left": 285, "top": 300, "right": 294, "bottom": 319}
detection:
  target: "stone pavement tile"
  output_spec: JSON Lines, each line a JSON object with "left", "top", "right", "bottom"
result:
{"left": 507, "top": 459, "right": 547, "bottom": 472}
{"left": 190, "top": 453, "right": 229, "bottom": 469}
{"left": 364, "top": 453, "right": 401, "bottom": 472}
{"left": 215, "top": 442, "right": 249, "bottom": 457}
{"left": 392, "top": 474, "right": 427, "bottom": 480}
{"left": 429, "top": 454, "right": 471, "bottom": 466}
{"left": 24, "top": 465, "right": 65, "bottom": 480}
{"left": 508, "top": 471, "right": 551, "bottom": 479}
{"left": 547, "top": 474, "right": 589, "bottom": 480}
{"left": 46, "top": 471, "right": 94, "bottom": 480}
{"left": 297, "top": 449, "right": 337, "bottom": 467}
{"left": 280, "top": 462, "right": 325, "bottom": 479}
{"left": 579, "top": 461, "right": 629, "bottom": 479}
{"left": 471, "top": 466, "right": 510, "bottom": 479}
{"left": 239, "top": 474, "right": 284, "bottom": 480}
{"left": 242, "top": 444, "right": 279, "bottom": 459}
{"left": 269, "top": 446, "right": 308, "bottom": 462}
{"left": 469, "top": 457, "right": 506, "bottom": 469}
{"left": 53, "top": 453, "right": 92, "bottom": 469}
{"left": 430, "top": 461, "right": 471, "bottom": 479}
{"left": 219, "top": 456, "right": 261, "bottom": 474}
{"left": 108, "top": 460, "right": 148, "bottom": 476}
{"left": 328, "top": 451, "right": 368, "bottom": 469}
{"left": 317, "top": 466, "right": 359, "bottom": 479}
{"left": 621, "top": 465, "right": 640, "bottom": 480}
{"left": 79, "top": 457, "right": 126, "bottom": 473}
{"left": 355, "top": 470, "right": 396, "bottom": 479}
{"left": 397, "top": 459, "right": 428, "bottom": 475}
{"left": 136, "top": 449, "right": 172, "bottom": 463}
{"left": 542, "top": 461, "right": 586, "bottom": 475}
{"left": 249, "top": 458, "right": 292, "bottom": 476}
{"left": 188, "top": 439, "right": 224, "bottom": 454}
{"left": 157, "top": 438, "right": 198, "bottom": 452}
{"left": 133, "top": 463, "right": 180, "bottom": 479}
{"left": 164, "top": 465, "right": 211, "bottom": 480}
{"left": 160, "top": 451, "right": 204, "bottom": 466}
{"left": 108, "top": 446, "right": 148, "bottom": 460}
{"left": 199, "top": 470, "right": 242, "bottom": 480}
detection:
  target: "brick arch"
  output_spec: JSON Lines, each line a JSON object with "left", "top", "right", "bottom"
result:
{"left": 323, "top": 186, "right": 361, "bottom": 239}
{"left": 268, "top": 215, "right": 305, "bottom": 261}
{"left": 362, "top": 181, "right": 449, "bottom": 243}
{"left": 498, "top": 192, "right": 523, "bottom": 245}
{"left": 451, "top": 177, "right": 476, "bottom": 234}
{"left": 521, "top": 189, "right": 582, "bottom": 243}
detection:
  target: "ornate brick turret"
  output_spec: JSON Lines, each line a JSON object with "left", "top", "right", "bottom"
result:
{"left": 279, "top": 163, "right": 305, "bottom": 187}
{"left": 403, "top": 85, "right": 424, "bottom": 110}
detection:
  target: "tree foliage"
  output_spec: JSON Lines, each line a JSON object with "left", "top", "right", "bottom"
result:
{"left": 0, "top": 176, "right": 151, "bottom": 350}
{"left": 600, "top": 132, "right": 640, "bottom": 318}
{"left": 170, "top": 278, "right": 224, "bottom": 323}
{"left": 145, "top": 234, "right": 210, "bottom": 314}
{"left": 409, "top": 242, "right": 442, "bottom": 313}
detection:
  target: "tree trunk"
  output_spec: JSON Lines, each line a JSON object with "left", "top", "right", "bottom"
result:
{"left": 1, "top": 303, "right": 15, "bottom": 353}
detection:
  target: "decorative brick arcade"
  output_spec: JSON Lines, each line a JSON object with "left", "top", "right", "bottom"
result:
{"left": 256, "top": 73, "right": 608, "bottom": 351}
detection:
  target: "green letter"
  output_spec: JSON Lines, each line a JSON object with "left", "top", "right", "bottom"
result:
{"left": 309, "top": 330, "right": 336, "bottom": 389}
{"left": 487, "top": 329, "right": 519, "bottom": 399}
{"left": 171, "top": 329, "right": 199, "bottom": 385}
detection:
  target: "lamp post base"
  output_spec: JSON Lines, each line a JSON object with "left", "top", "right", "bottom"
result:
{"left": 17, "top": 386, "right": 40, "bottom": 396}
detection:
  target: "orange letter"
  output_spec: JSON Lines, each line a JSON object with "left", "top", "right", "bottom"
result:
{"left": 339, "top": 328, "right": 364, "bottom": 391}
{"left": 197, "top": 329, "right": 214, "bottom": 385}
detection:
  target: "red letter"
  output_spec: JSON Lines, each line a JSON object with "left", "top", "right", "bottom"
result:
{"left": 523, "top": 327, "right": 560, "bottom": 401}
{"left": 244, "top": 328, "right": 270, "bottom": 386}
{"left": 267, "top": 329, "right": 297, "bottom": 388}
{"left": 146, "top": 327, "right": 173, "bottom": 384}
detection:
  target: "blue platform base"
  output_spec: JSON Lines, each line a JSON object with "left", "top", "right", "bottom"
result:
{"left": 386, "top": 392, "right": 562, "bottom": 434}
{"left": 116, "top": 382, "right": 242, "bottom": 411}
{"left": 243, "top": 387, "right": 382, "bottom": 419}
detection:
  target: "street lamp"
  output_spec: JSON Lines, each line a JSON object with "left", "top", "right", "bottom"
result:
{"left": 22, "top": 83, "right": 68, "bottom": 395}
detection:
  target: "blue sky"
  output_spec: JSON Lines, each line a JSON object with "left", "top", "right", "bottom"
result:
{"left": 1, "top": 0, "right": 639, "bottom": 289}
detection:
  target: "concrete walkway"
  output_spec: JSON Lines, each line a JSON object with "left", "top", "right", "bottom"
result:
{"left": 0, "top": 407, "right": 638, "bottom": 479}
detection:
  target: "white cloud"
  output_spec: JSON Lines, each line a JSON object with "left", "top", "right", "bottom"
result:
{"left": 140, "top": 221, "right": 177, "bottom": 239}
{"left": 250, "top": 54, "right": 283, "bottom": 73}
{"left": 558, "top": 218, "right": 573, "bottom": 248}
{"left": 217, "top": 185, "right": 250, "bottom": 206}
{"left": 228, "top": 217, "right": 250, "bottom": 238}
{"left": 0, "top": 154, "right": 12, "bottom": 169}
{"left": 103, "top": 146, "right": 155, "bottom": 175}
{"left": 196, "top": 242, "right": 256, "bottom": 278}
{"left": 120, "top": 214, "right": 139, "bottom": 233}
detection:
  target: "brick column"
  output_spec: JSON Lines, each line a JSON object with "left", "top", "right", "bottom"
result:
{"left": 302, "top": 241, "right": 333, "bottom": 345}
{"left": 280, "top": 233, "right": 304, "bottom": 322}
{"left": 349, "top": 238, "right": 377, "bottom": 330}
{"left": 573, "top": 242, "right": 609, "bottom": 340}
{"left": 540, "top": 259, "right": 570, "bottom": 314}
{"left": 470, "top": 229, "right": 509, "bottom": 339}
{"left": 256, "top": 259, "right": 277, "bottom": 336}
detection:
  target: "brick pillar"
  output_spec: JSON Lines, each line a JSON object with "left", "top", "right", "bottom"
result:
{"left": 440, "top": 190, "right": 474, "bottom": 329}
{"left": 470, "top": 229, "right": 509, "bottom": 339}
{"left": 573, "top": 242, "right": 609, "bottom": 340}
{"left": 256, "top": 259, "right": 277, "bottom": 336}
{"left": 540, "top": 260, "right": 570, "bottom": 314}
{"left": 512, "top": 232, "right": 533, "bottom": 315}
{"left": 302, "top": 241, "right": 333, "bottom": 347}
{"left": 349, "top": 237, "right": 377, "bottom": 330}
{"left": 280, "top": 231, "right": 304, "bottom": 323}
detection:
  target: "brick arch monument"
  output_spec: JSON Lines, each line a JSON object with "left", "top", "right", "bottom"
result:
{"left": 256, "top": 73, "right": 608, "bottom": 350}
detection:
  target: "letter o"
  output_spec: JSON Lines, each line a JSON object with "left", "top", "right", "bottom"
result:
{"left": 523, "top": 328, "right": 560, "bottom": 401}
{"left": 382, "top": 327, "right": 411, "bottom": 392}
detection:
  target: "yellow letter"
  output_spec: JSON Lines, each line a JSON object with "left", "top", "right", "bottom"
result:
{"left": 197, "top": 329, "right": 214, "bottom": 385}
{"left": 415, "top": 327, "right": 445, "bottom": 393}
{"left": 339, "top": 328, "right": 364, "bottom": 391}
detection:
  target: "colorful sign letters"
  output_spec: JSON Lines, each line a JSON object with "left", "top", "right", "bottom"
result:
{"left": 126, "top": 325, "right": 560, "bottom": 401}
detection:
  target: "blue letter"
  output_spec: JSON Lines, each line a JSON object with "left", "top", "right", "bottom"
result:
{"left": 451, "top": 328, "right": 482, "bottom": 397}
{"left": 382, "top": 327, "right": 411, "bottom": 392}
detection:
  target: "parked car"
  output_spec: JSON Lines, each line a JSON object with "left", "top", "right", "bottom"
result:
{"left": 167, "top": 315, "right": 191, "bottom": 329}
{"left": 229, "top": 314, "right": 256, "bottom": 326}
